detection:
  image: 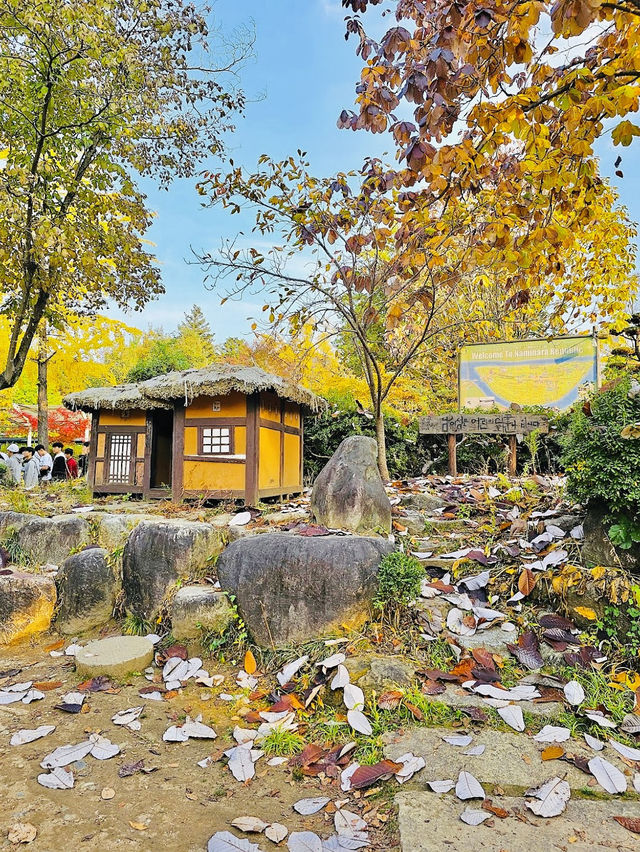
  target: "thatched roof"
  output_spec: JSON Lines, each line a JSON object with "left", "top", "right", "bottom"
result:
{"left": 64, "top": 366, "right": 325, "bottom": 413}
{"left": 63, "top": 383, "right": 171, "bottom": 413}
{"left": 139, "top": 365, "right": 325, "bottom": 411}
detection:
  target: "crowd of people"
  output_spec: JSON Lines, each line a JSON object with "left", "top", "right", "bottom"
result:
{"left": 0, "top": 441, "right": 90, "bottom": 489}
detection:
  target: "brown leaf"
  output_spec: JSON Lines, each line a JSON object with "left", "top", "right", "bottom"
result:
{"left": 155, "top": 643, "right": 188, "bottom": 664}
{"left": 377, "top": 690, "right": 403, "bottom": 710}
{"left": 481, "top": 799, "right": 509, "bottom": 819}
{"left": 518, "top": 568, "right": 537, "bottom": 596}
{"left": 244, "top": 650, "right": 257, "bottom": 675}
{"left": 421, "top": 679, "right": 446, "bottom": 695}
{"left": 289, "top": 744, "right": 326, "bottom": 769}
{"left": 33, "top": 680, "right": 64, "bottom": 691}
{"left": 613, "top": 816, "right": 640, "bottom": 834}
{"left": 44, "top": 639, "right": 65, "bottom": 652}
{"left": 350, "top": 760, "right": 403, "bottom": 790}
{"left": 129, "top": 821, "right": 148, "bottom": 831}
{"left": 541, "top": 745, "right": 565, "bottom": 761}
{"left": 471, "top": 648, "right": 495, "bottom": 671}
{"left": 405, "top": 702, "right": 424, "bottom": 721}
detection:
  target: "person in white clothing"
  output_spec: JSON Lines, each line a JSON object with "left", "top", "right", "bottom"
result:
{"left": 20, "top": 447, "right": 40, "bottom": 489}
{"left": 4, "top": 443, "right": 22, "bottom": 485}
{"left": 34, "top": 444, "right": 53, "bottom": 482}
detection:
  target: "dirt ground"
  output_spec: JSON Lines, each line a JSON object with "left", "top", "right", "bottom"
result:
{"left": 0, "top": 635, "right": 394, "bottom": 852}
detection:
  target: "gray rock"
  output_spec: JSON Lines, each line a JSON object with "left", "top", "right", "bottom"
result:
{"left": 0, "top": 511, "right": 39, "bottom": 534}
{"left": 90, "top": 513, "right": 154, "bottom": 552}
{"left": 455, "top": 626, "right": 513, "bottom": 654}
{"left": 582, "top": 503, "right": 638, "bottom": 572}
{"left": 345, "top": 655, "right": 416, "bottom": 699}
{"left": 170, "top": 585, "right": 234, "bottom": 640}
{"left": 553, "top": 513, "right": 583, "bottom": 533}
{"left": 217, "top": 533, "right": 394, "bottom": 646}
{"left": 75, "top": 635, "right": 154, "bottom": 679}
{"left": 14, "top": 515, "right": 90, "bottom": 566}
{"left": 0, "top": 570, "right": 57, "bottom": 644}
{"left": 384, "top": 726, "right": 588, "bottom": 789}
{"left": 418, "top": 684, "right": 563, "bottom": 719}
{"left": 56, "top": 548, "right": 116, "bottom": 634}
{"left": 400, "top": 492, "right": 446, "bottom": 512}
{"left": 122, "top": 519, "right": 224, "bottom": 620}
{"left": 310, "top": 436, "right": 391, "bottom": 534}
{"left": 398, "top": 510, "right": 427, "bottom": 536}
{"left": 394, "top": 791, "right": 640, "bottom": 852}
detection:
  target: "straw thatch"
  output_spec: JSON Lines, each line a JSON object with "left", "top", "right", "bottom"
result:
{"left": 138, "top": 365, "right": 325, "bottom": 412}
{"left": 63, "top": 366, "right": 325, "bottom": 413}
{"left": 63, "top": 383, "right": 171, "bottom": 413}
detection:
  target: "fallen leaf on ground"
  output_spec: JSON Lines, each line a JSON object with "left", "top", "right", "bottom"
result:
{"left": 101, "top": 788, "right": 116, "bottom": 800}
{"left": 37, "top": 767, "right": 74, "bottom": 790}
{"left": 614, "top": 815, "right": 640, "bottom": 834}
{"left": 428, "top": 779, "right": 455, "bottom": 793}
{"left": 244, "top": 650, "right": 257, "bottom": 675}
{"left": 564, "top": 680, "right": 585, "bottom": 706}
{"left": 230, "top": 817, "right": 268, "bottom": 833}
{"left": 588, "top": 757, "right": 627, "bottom": 794}
{"left": 349, "top": 760, "right": 402, "bottom": 790}
{"left": 7, "top": 823, "right": 37, "bottom": 843}
{"left": 525, "top": 777, "right": 570, "bottom": 817}
{"left": 347, "top": 709, "right": 372, "bottom": 736}
{"left": 460, "top": 808, "right": 491, "bottom": 825}
{"left": 129, "top": 822, "right": 148, "bottom": 831}
{"left": 541, "top": 746, "right": 565, "bottom": 761}
{"left": 208, "top": 832, "right": 262, "bottom": 852}
{"left": 265, "top": 823, "right": 288, "bottom": 842}
{"left": 455, "top": 770, "right": 485, "bottom": 801}
{"left": 10, "top": 725, "right": 55, "bottom": 746}
{"left": 293, "top": 797, "right": 330, "bottom": 815}
{"left": 377, "top": 690, "right": 403, "bottom": 710}
{"left": 286, "top": 831, "right": 323, "bottom": 852}
{"left": 498, "top": 705, "right": 525, "bottom": 732}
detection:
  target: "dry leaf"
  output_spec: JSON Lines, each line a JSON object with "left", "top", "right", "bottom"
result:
{"left": 525, "top": 777, "right": 570, "bottom": 817}
{"left": 460, "top": 808, "right": 491, "bottom": 825}
{"left": 541, "top": 746, "right": 565, "bottom": 761}
{"left": 265, "top": 823, "right": 288, "bottom": 843}
{"left": 518, "top": 568, "right": 537, "bottom": 596}
{"left": 101, "top": 788, "right": 116, "bottom": 800}
{"left": 129, "top": 821, "right": 148, "bottom": 831}
{"left": 588, "top": 757, "right": 627, "bottom": 794}
{"left": 7, "top": 823, "right": 37, "bottom": 844}
{"left": 377, "top": 690, "right": 403, "bottom": 710}
{"left": 614, "top": 816, "right": 640, "bottom": 834}
{"left": 230, "top": 816, "right": 268, "bottom": 833}
{"left": 573, "top": 606, "right": 597, "bottom": 621}
{"left": 293, "top": 797, "right": 330, "bottom": 815}
{"left": 455, "top": 770, "right": 485, "bottom": 800}
{"left": 244, "top": 651, "right": 257, "bottom": 676}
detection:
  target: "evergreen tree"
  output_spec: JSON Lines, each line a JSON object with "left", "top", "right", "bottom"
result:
{"left": 177, "top": 305, "right": 216, "bottom": 366}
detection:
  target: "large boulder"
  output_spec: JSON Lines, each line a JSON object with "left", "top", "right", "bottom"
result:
{"left": 90, "top": 513, "right": 155, "bottom": 552}
{"left": 217, "top": 533, "right": 394, "bottom": 646}
{"left": 170, "top": 585, "right": 234, "bottom": 640}
{"left": 11, "top": 515, "right": 91, "bottom": 566}
{"left": 56, "top": 547, "right": 117, "bottom": 634}
{"left": 310, "top": 436, "right": 391, "bottom": 534}
{"left": 122, "top": 519, "right": 224, "bottom": 620}
{"left": 399, "top": 492, "right": 446, "bottom": 512}
{"left": 0, "top": 571, "right": 56, "bottom": 644}
{"left": 582, "top": 503, "right": 638, "bottom": 573}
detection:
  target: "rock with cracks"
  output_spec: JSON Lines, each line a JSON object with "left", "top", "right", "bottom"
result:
{"left": 217, "top": 532, "right": 394, "bottom": 646}
{"left": 310, "top": 435, "right": 391, "bottom": 534}
{"left": 1, "top": 514, "right": 91, "bottom": 566}
{"left": 56, "top": 548, "right": 116, "bottom": 634}
{"left": 0, "top": 571, "right": 56, "bottom": 644}
{"left": 122, "top": 519, "right": 223, "bottom": 621}
{"left": 75, "top": 635, "right": 155, "bottom": 679}
{"left": 170, "top": 585, "right": 234, "bottom": 640}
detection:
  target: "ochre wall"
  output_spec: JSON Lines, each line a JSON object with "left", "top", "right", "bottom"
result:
{"left": 283, "top": 403, "right": 300, "bottom": 428}
{"left": 258, "top": 425, "right": 282, "bottom": 489}
{"left": 183, "top": 460, "right": 245, "bottom": 492}
{"left": 283, "top": 433, "right": 301, "bottom": 487}
{"left": 260, "top": 391, "right": 281, "bottom": 422}
{"left": 186, "top": 392, "right": 246, "bottom": 419}
{"left": 99, "top": 410, "right": 146, "bottom": 426}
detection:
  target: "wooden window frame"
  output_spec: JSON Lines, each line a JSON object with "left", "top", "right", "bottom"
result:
{"left": 198, "top": 424, "right": 235, "bottom": 456}
{"left": 104, "top": 432, "right": 135, "bottom": 484}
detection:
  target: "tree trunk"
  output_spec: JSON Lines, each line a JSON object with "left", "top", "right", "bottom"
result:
{"left": 375, "top": 406, "right": 390, "bottom": 482}
{"left": 37, "top": 323, "right": 49, "bottom": 447}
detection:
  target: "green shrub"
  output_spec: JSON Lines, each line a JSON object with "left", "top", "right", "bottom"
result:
{"left": 374, "top": 552, "right": 424, "bottom": 621}
{"left": 562, "top": 375, "right": 640, "bottom": 521}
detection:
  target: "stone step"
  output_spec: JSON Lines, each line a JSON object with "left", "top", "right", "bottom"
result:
{"left": 395, "top": 791, "right": 640, "bottom": 852}
{"left": 426, "top": 685, "right": 564, "bottom": 719}
{"left": 383, "top": 727, "right": 595, "bottom": 790}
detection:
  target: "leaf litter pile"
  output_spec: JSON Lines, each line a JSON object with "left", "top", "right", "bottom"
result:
{"left": 2, "top": 475, "right": 640, "bottom": 848}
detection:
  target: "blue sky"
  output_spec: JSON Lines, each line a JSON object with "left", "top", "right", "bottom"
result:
{"left": 106, "top": 0, "right": 639, "bottom": 339}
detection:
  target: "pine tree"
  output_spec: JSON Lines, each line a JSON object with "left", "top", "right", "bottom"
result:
{"left": 177, "top": 305, "right": 216, "bottom": 366}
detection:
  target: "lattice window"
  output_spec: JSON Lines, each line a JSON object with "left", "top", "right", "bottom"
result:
{"left": 107, "top": 434, "right": 133, "bottom": 483}
{"left": 200, "top": 426, "right": 233, "bottom": 455}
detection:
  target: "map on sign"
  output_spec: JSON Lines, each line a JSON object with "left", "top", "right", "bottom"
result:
{"left": 459, "top": 336, "right": 598, "bottom": 410}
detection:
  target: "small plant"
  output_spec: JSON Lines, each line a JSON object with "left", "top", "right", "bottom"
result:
{"left": 259, "top": 728, "right": 305, "bottom": 756}
{"left": 456, "top": 503, "right": 472, "bottom": 520}
{"left": 200, "top": 595, "right": 249, "bottom": 660}
{"left": 374, "top": 552, "right": 424, "bottom": 625}
{"left": 123, "top": 612, "right": 152, "bottom": 636}
{"left": 1, "top": 528, "right": 28, "bottom": 566}
{"left": 596, "top": 593, "right": 640, "bottom": 665}
{"left": 608, "top": 515, "right": 640, "bottom": 550}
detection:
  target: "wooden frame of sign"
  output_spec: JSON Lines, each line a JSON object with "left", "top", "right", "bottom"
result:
{"left": 418, "top": 414, "right": 549, "bottom": 476}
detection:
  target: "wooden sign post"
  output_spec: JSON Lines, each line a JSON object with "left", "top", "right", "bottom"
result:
{"left": 418, "top": 414, "right": 549, "bottom": 477}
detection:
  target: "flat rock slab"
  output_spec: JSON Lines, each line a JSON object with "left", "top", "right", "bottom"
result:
{"left": 396, "top": 791, "right": 640, "bottom": 852}
{"left": 433, "top": 685, "right": 563, "bottom": 719}
{"left": 384, "top": 727, "right": 593, "bottom": 789}
{"left": 75, "top": 636, "right": 154, "bottom": 679}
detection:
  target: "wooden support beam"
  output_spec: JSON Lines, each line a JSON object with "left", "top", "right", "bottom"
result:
{"left": 244, "top": 392, "right": 260, "bottom": 506}
{"left": 508, "top": 435, "right": 517, "bottom": 477}
{"left": 447, "top": 434, "right": 457, "bottom": 476}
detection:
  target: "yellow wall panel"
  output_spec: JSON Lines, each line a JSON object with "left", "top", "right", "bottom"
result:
{"left": 97, "top": 434, "right": 106, "bottom": 456}
{"left": 95, "top": 461, "right": 104, "bottom": 484}
{"left": 260, "top": 391, "right": 281, "bottom": 422}
{"left": 136, "top": 433, "right": 145, "bottom": 457}
{"left": 259, "top": 427, "right": 281, "bottom": 488}
{"left": 99, "top": 410, "right": 146, "bottom": 426}
{"left": 183, "top": 460, "right": 245, "bottom": 492}
{"left": 283, "top": 434, "right": 301, "bottom": 488}
{"left": 283, "top": 403, "right": 300, "bottom": 428}
{"left": 186, "top": 392, "right": 246, "bottom": 418}
{"left": 184, "top": 426, "right": 198, "bottom": 455}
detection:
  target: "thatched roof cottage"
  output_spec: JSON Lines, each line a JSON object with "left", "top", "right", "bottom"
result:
{"left": 64, "top": 365, "right": 323, "bottom": 504}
